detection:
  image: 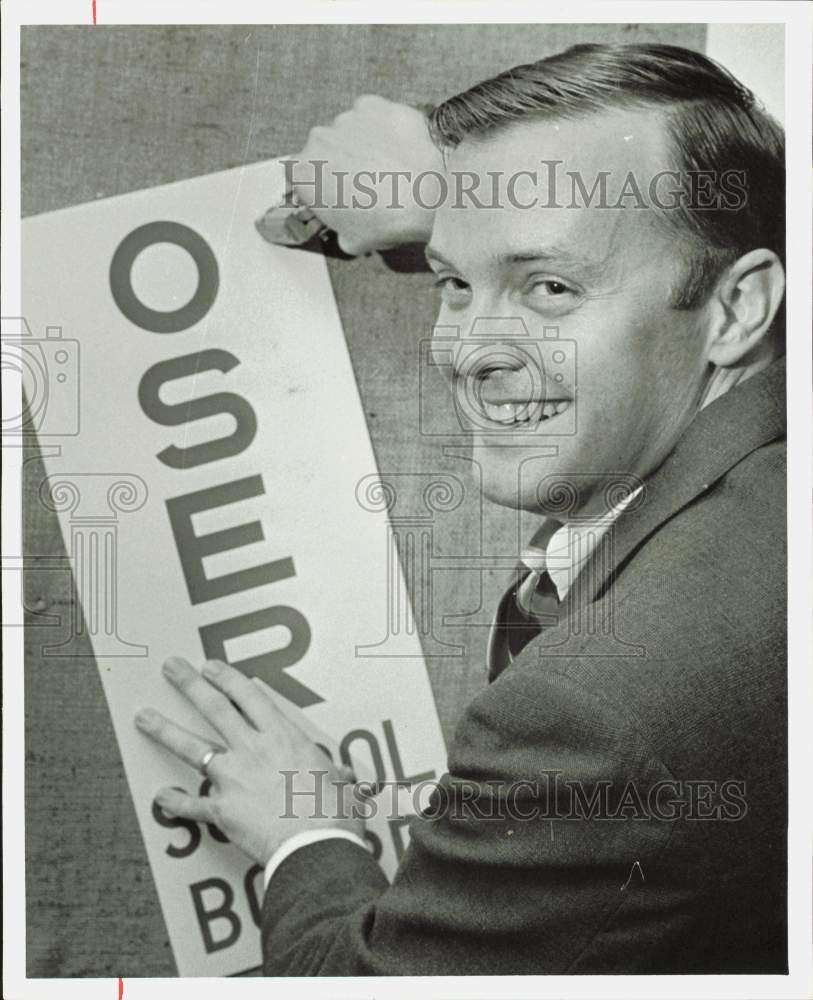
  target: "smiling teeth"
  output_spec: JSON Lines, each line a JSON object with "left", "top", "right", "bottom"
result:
{"left": 481, "top": 399, "right": 571, "bottom": 425}
{"left": 482, "top": 402, "right": 524, "bottom": 423}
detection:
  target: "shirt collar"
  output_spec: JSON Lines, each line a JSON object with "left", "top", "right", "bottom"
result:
{"left": 521, "top": 485, "right": 643, "bottom": 601}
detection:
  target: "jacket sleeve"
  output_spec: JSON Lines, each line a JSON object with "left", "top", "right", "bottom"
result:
{"left": 260, "top": 660, "right": 707, "bottom": 976}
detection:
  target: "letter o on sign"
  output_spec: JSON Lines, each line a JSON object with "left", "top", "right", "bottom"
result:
{"left": 109, "top": 221, "right": 219, "bottom": 333}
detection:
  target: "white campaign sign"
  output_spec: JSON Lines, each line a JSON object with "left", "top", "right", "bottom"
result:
{"left": 22, "top": 163, "right": 447, "bottom": 976}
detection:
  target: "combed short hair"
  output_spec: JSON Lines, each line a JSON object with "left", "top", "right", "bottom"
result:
{"left": 429, "top": 43, "right": 785, "bottom": 311}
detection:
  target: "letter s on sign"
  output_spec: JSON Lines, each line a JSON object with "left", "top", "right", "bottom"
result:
{"left": 138, "top": 349, "right": 257, "bottom": 469}
{"left": 152, "top": 791, "right": 202, "bottom": 859}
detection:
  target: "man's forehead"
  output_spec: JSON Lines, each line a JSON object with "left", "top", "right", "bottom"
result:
{"left": 430, "top": 175, "right": 643, "bottom": 275}
{"left": 444, "top": 106, "right": 672, "bottom": 176}
{"left": 431, "top": 109, "right": 671, "bottom": 271}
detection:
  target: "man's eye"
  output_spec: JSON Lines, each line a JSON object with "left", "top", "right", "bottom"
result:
{"left": 531, "top": 279, "right": 572, "bottom": 296}
{"left": 434, "top": 275, "right": 471, "bottom": 305}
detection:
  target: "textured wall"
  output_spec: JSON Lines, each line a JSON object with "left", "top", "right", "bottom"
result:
{"left": 21, "top": 22, "right": 706, "bottom": 976}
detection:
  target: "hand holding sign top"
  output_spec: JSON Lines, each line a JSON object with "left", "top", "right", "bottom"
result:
{"left": 135, "top": 657, "right": 366, "bottom": 866}
{"left": 287, "top": 95, "right": 442, "bottom": 255}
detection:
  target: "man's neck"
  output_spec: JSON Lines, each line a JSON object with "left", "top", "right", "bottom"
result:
{"left": 526, "top": 347, "right": 782, "bottom": 557}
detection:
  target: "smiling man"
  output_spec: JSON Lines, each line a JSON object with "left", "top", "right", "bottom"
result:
{"left": 135, "top": 44, "right": 787, "bottom": 975}
{"left": 426, "top": 106, "right": 751, "bottom": 515}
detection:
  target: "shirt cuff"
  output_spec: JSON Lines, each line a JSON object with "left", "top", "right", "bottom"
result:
{"left": 264, "top": 829, "right": 370, "bottom": 889}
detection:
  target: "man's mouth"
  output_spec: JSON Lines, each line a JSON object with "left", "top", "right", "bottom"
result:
{"left": 466, "top": 363, "right": 574, "bottom": 427}
{"left": 479, "top": 398, "right": 573, "bottom": 426}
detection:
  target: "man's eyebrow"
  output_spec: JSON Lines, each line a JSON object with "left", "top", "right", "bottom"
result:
{"left": 503, "top": 246, "right": 567, "bottom": 263}
{"left": 424, "top": 244, "right": 608, "bottom": 281}
{"left": 501, "top": 247, "right": 607, "bottom": 280}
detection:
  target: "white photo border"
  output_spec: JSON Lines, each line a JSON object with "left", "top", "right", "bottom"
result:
{"left": 3, "top": 3, "right": 811, "bottom": 998}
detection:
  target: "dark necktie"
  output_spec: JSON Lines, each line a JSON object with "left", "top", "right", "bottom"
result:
{"left": 488, "top": 562, "right": 561, "bottom": 681}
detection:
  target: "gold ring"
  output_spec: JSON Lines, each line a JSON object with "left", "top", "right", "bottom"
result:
{"left": 198, "top": 747, "right": 224, "bottom": 776}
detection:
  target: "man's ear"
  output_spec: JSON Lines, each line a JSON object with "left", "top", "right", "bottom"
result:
{"left": 705, "top": 249, "right": 785, "bottom": 367}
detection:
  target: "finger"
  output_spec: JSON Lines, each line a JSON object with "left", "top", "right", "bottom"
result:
{"left": 162, "top": 656, "right": 249, "bottom": 745}
{"left": 135, "top": 707, "right": 222, "bottom": 771}
{"left": 336, "top": 233, "right": 365, "bottom": 256}
{"left": 246, "top": 678, "right": 346, "bottom": 764}
{"left": 200, "top": 659, "right": 279, "bottom": 731}
{"left": 155, "top": 786, "right": 218, "bottom": 824}
{"left": 249, "top": 676, "right": 326, "bottom": 741}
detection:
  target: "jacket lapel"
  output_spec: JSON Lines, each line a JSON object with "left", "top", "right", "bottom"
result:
{"left": 580, "top": 356, "right": 786, "bottom": 607}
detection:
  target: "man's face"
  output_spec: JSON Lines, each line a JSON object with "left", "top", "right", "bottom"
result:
{"left": 426, "top": 109, "right": 714, "bottom": 516}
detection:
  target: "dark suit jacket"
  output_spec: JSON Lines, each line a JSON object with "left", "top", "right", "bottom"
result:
{"left": 261, "top": 358, "right": 787, "bottom": 975}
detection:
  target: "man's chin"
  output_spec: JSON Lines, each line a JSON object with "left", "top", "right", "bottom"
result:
{"left": 473, "top": 441, "right": 574, "bottom": 513}
{"left": 477, "top": 464, "right": 543, "bottom": 513}
{"left": 478, "top": 479, "right": 523, "bottom": 511}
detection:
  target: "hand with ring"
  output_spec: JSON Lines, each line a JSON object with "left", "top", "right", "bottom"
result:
{"left": 134, "top": 657, "right": 365, "bottom": 866}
